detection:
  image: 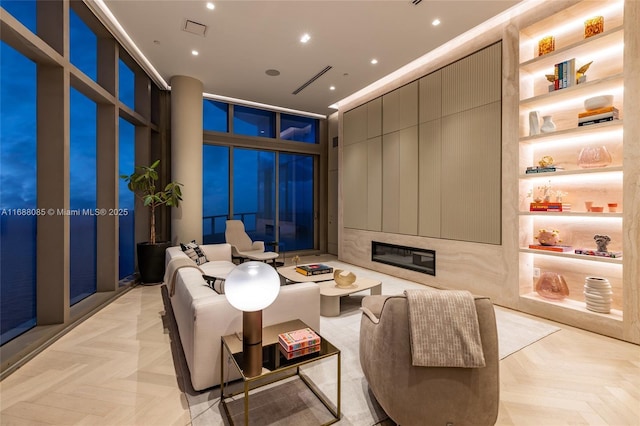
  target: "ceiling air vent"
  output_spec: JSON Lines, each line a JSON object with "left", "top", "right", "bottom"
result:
{"left": 292, "top": 66, "right": 333, "bottom": 95}
{"left": 411, "top": 0, "right": 422, "bottom": 5}
{"left": 183, "top": 19, "right": 207, "bottom": 37}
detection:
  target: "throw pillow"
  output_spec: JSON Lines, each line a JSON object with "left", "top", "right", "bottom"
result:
{"left": 180, "top": 240, "right": 208, "bottom": 265}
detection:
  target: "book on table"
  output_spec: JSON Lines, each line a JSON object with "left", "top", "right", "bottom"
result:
{"left": 279, "top": 343, "right": 321, "bottom": 359}
{"left": 574, "top": 248, "right": 623, "bottom": 258}
{"left": 296, "top": 263, "right": 333, "bottom": 276}
{"left": 278, "top": 327, "right": 321, "bottom": 352}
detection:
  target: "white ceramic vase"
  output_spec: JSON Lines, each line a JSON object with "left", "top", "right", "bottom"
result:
{"left": 540, "top": 115, "right": 556, "bottom": 133}
{"left": 529, "top": 111, "right": 541, "bottom": 136}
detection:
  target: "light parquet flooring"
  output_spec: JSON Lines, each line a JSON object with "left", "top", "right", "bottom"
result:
{"left": 0, "top": 285, "right": 190, "bottom": 426}
{"left": 1, "top": 257, "right": 639, "bottom": 426}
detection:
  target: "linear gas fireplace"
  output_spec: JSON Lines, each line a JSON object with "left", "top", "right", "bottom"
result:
{"left": 371, "top": 241, "right": 436, "bottom": 276}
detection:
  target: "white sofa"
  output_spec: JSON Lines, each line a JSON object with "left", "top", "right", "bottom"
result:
{"left": 164, "top": 243, "right": 321, "bottom": 391}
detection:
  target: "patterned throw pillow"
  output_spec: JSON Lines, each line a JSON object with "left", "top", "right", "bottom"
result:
{"left": 180, "top": 240, "right": 208, "bottom": 265}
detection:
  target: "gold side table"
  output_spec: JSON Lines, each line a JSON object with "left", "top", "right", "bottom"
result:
{"left": 220, "top": 319, "right": 341, "bottom": 425}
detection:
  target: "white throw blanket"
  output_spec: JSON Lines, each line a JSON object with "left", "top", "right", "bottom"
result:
{"left": 404, "top": 289, "right": 485, "bottom": 368}
{"left": 164, "top": 257, "right": 204, "bottom": 296}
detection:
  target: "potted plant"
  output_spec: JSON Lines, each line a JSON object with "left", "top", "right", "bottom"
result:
{"left": 121, "top": 160, "right": 183, "bottom": 283}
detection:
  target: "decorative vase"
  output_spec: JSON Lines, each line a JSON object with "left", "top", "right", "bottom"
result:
{"left": 535, "top": 272, "right": 569, "bottom": 300}
{"left": 584, "top": 276, "right": 612, "bottom": 313}
{"left": 577, "top": 146, "right": 612, "bottom": 168}
{"left": 529, "top": 111, "right": 541, "bottom": 136}
{"left": 540, "top": 115, "right": 556, "bottom": 133}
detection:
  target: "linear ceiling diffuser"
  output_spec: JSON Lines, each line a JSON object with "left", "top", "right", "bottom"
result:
{"left": 292, "top": 65, "right": 333, "bottom": 95}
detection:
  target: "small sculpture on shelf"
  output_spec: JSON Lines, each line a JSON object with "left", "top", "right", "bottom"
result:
{"left": 538, "top": 36, "right": 555, "bottom": 56}
{"left": 292, "top": 255, "right": 300, "bottom": 267}
{"left": 538, "top": 155, "right": 554, "bottom": 168}
{"left": 584, "top": 16, "right": 604, "bottom": 39}
{"left": 576, "top": 61, "right": 593, "bottom": 84}
{"left": 536, "top": 229, "right": 561, "bottom": 246}
{"left": 540, "top": 115, "right": 556, "bottom": 133}
{"left": 594, "top": 234, "right": 611, "bottom": 253}
{"left": 535, "top": 271, "right": 570, "bottom": 300}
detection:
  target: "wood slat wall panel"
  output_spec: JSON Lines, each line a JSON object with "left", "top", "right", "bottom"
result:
{"left": 418, "top": 120, "right": 442, "bottom": 237}
{"left": 441, "top": 101, "right": 502, "bottom": 244}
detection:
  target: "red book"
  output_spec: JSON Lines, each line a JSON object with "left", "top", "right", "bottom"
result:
{"left": 530, "top": 202, "right": 571, "bottom": 212}
{"left": 279, "top": 344, "right": 320, "bottom": 359}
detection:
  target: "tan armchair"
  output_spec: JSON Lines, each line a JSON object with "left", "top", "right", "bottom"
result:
{"left": 359, "top": 293, "right": 499, "bottom": 426}
{"left": 224, "top": 220, "right": 279, "bottom": 264}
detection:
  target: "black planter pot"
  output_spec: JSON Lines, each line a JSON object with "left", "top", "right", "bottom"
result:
{"left": 137, "top": 241, "right": 171, "bottom": 284}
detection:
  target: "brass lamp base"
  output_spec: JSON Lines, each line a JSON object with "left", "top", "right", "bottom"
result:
{"left": 242, "top": 310, "right": 263, "bottom": 377}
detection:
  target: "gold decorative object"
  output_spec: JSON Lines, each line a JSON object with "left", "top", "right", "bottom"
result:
{"left": 545, "top": 74, "right": 556, "bottom": 83}
{"left": 538, "top": 155, "right": 554, "bottom": 167}
{"left": 334, "top": 269, "right": 356, "bottom": 288}
{"left": 576, "top": 61, "right": 593, "bottom": 83}
{"left": 584, "top": 16, "right": 604, "bottom": 39}
{"left": 292, "top": 255, "right": 300, "bottom": 266}
{"left": 538, "top": 36, "right": 555, "bottom": 56}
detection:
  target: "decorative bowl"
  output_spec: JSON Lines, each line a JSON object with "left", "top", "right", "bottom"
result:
{"left": 334, "top": 269, "right": 356, "bottom": 288}
{"left": 584, "top": 95, "right": 613, "bottom": 111}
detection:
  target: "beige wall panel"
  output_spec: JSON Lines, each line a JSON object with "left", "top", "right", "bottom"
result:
{"left": 442, "top": 42, "right": 502, "bottom": 116}
{"left": 382, "top": 132, "right": 400, "bottom": 233}
{"left": 382, "top": 89, "right": 400, "bottom": 134}
{"left": 419, "top": 71, "right": 442, "bottom": 123}
{"left": 399, "top": 126, "right": 418, "bottom": 235}
{"left": 367, "top": 97, "right": 382, "bottom": 138}
{"left": 418, "top": 120, "right": 442, "bottom": 237}
{"left": 327, "top": 113, "right": 339, "bottom": 255}
{"left": 367, "top": 137, "right": 383, "bottom": 231}
{"left": 441, "top": 101, "right": 502, "bottom": 244}
{"left": 343, "top": 142, "right": 368, "bottom": 229}
{"left": 398, "top": 81, "right": 419, "bottom": 130}
{"left": 343, "top": 103, "right": 367, "bottom": 145}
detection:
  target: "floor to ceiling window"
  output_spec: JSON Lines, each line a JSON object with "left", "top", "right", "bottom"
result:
{"left": 69, "top": 8, "right": 97, "bottom": 82}
{"left": 119, "top": 118, "right": 135, "bottom": 279}
{"left": 202, "top": 145, "right": 230, "bottom": 243}
{"left": 0, "top": 41, "right": 37, "bottom": 345}
{"left": 279, "top": 153, "right": 314, "bottom": 250}
{"left": 233, "top": 149, "right": 276, "bottom": 242}
{"left": 203, "top": 99, "right": 321, "bottom": 251}
{"left": 69, "top": 88, "right": 98, "bottom": 305}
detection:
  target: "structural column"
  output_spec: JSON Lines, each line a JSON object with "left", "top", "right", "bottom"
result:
{"left": 170, "top": 75, "right": 203, "bottom": 244}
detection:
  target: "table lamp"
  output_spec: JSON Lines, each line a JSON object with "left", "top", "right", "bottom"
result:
{"left": 224, "top": 261, "right": 280, "bottom": 377}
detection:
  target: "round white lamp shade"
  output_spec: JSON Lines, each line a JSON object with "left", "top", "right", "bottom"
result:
{"left": 224, "top": 262, "right": 280, "bottom": 312}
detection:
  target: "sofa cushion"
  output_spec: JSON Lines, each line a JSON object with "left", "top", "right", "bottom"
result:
{"left": 181, "top": 240, "right": 208, "bottom": 265}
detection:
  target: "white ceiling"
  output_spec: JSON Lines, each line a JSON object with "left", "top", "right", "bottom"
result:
{"left": 103, "top": 0, "right": 521, "bottom": 117}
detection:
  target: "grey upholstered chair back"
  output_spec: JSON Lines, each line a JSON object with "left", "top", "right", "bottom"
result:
{"left": 359, "top": 293, "right": 499, "bottom": 426}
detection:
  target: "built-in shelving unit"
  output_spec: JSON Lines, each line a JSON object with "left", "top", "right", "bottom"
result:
{"left": 518, "top": 0, "right": 626, "bottom": 324}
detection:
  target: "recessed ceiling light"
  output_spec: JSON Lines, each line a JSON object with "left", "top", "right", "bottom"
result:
{"left": 206, "top": 2, "right": 215, "bottom": 10}
{"left": 192, "top": 50, "right": 199, "bottom": 56}
{"left": 265, "top": 69, "right": 281, "bottom": 76}
{"left": 432, "top": 18, "right": 441, "bottom": 26}
{"left": 330, "top": 86, "right": 336, "bottom": 91}
{"left": 300, "top": 33, "right": 311, "bottom": 43}
{"left": 370, "top": 59, "right": 378, "bottom": 65}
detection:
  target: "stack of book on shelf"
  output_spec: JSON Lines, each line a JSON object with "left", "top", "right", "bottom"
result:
{"left": 296, "top": 263, "right": 333, "bottom": 276}
{"left": 278, "top": 327, "right": 321, "bottom": 359}
{"left": 578, "top": 106, "right": 619, "bottom": 127}
{"left": 528, "top": 244, "right": 573, "bottom": 252}
{"left": 574, "top": 248, "right": 623, "bottom": 258}
{"left": 530, "top": 202, "right": 571, "bottom": 212}
{"left": 525, "top": 165, "right": 564, "bottom": 174}
{"left": 553, "top": 58, "right": 575, "bottom": 90}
